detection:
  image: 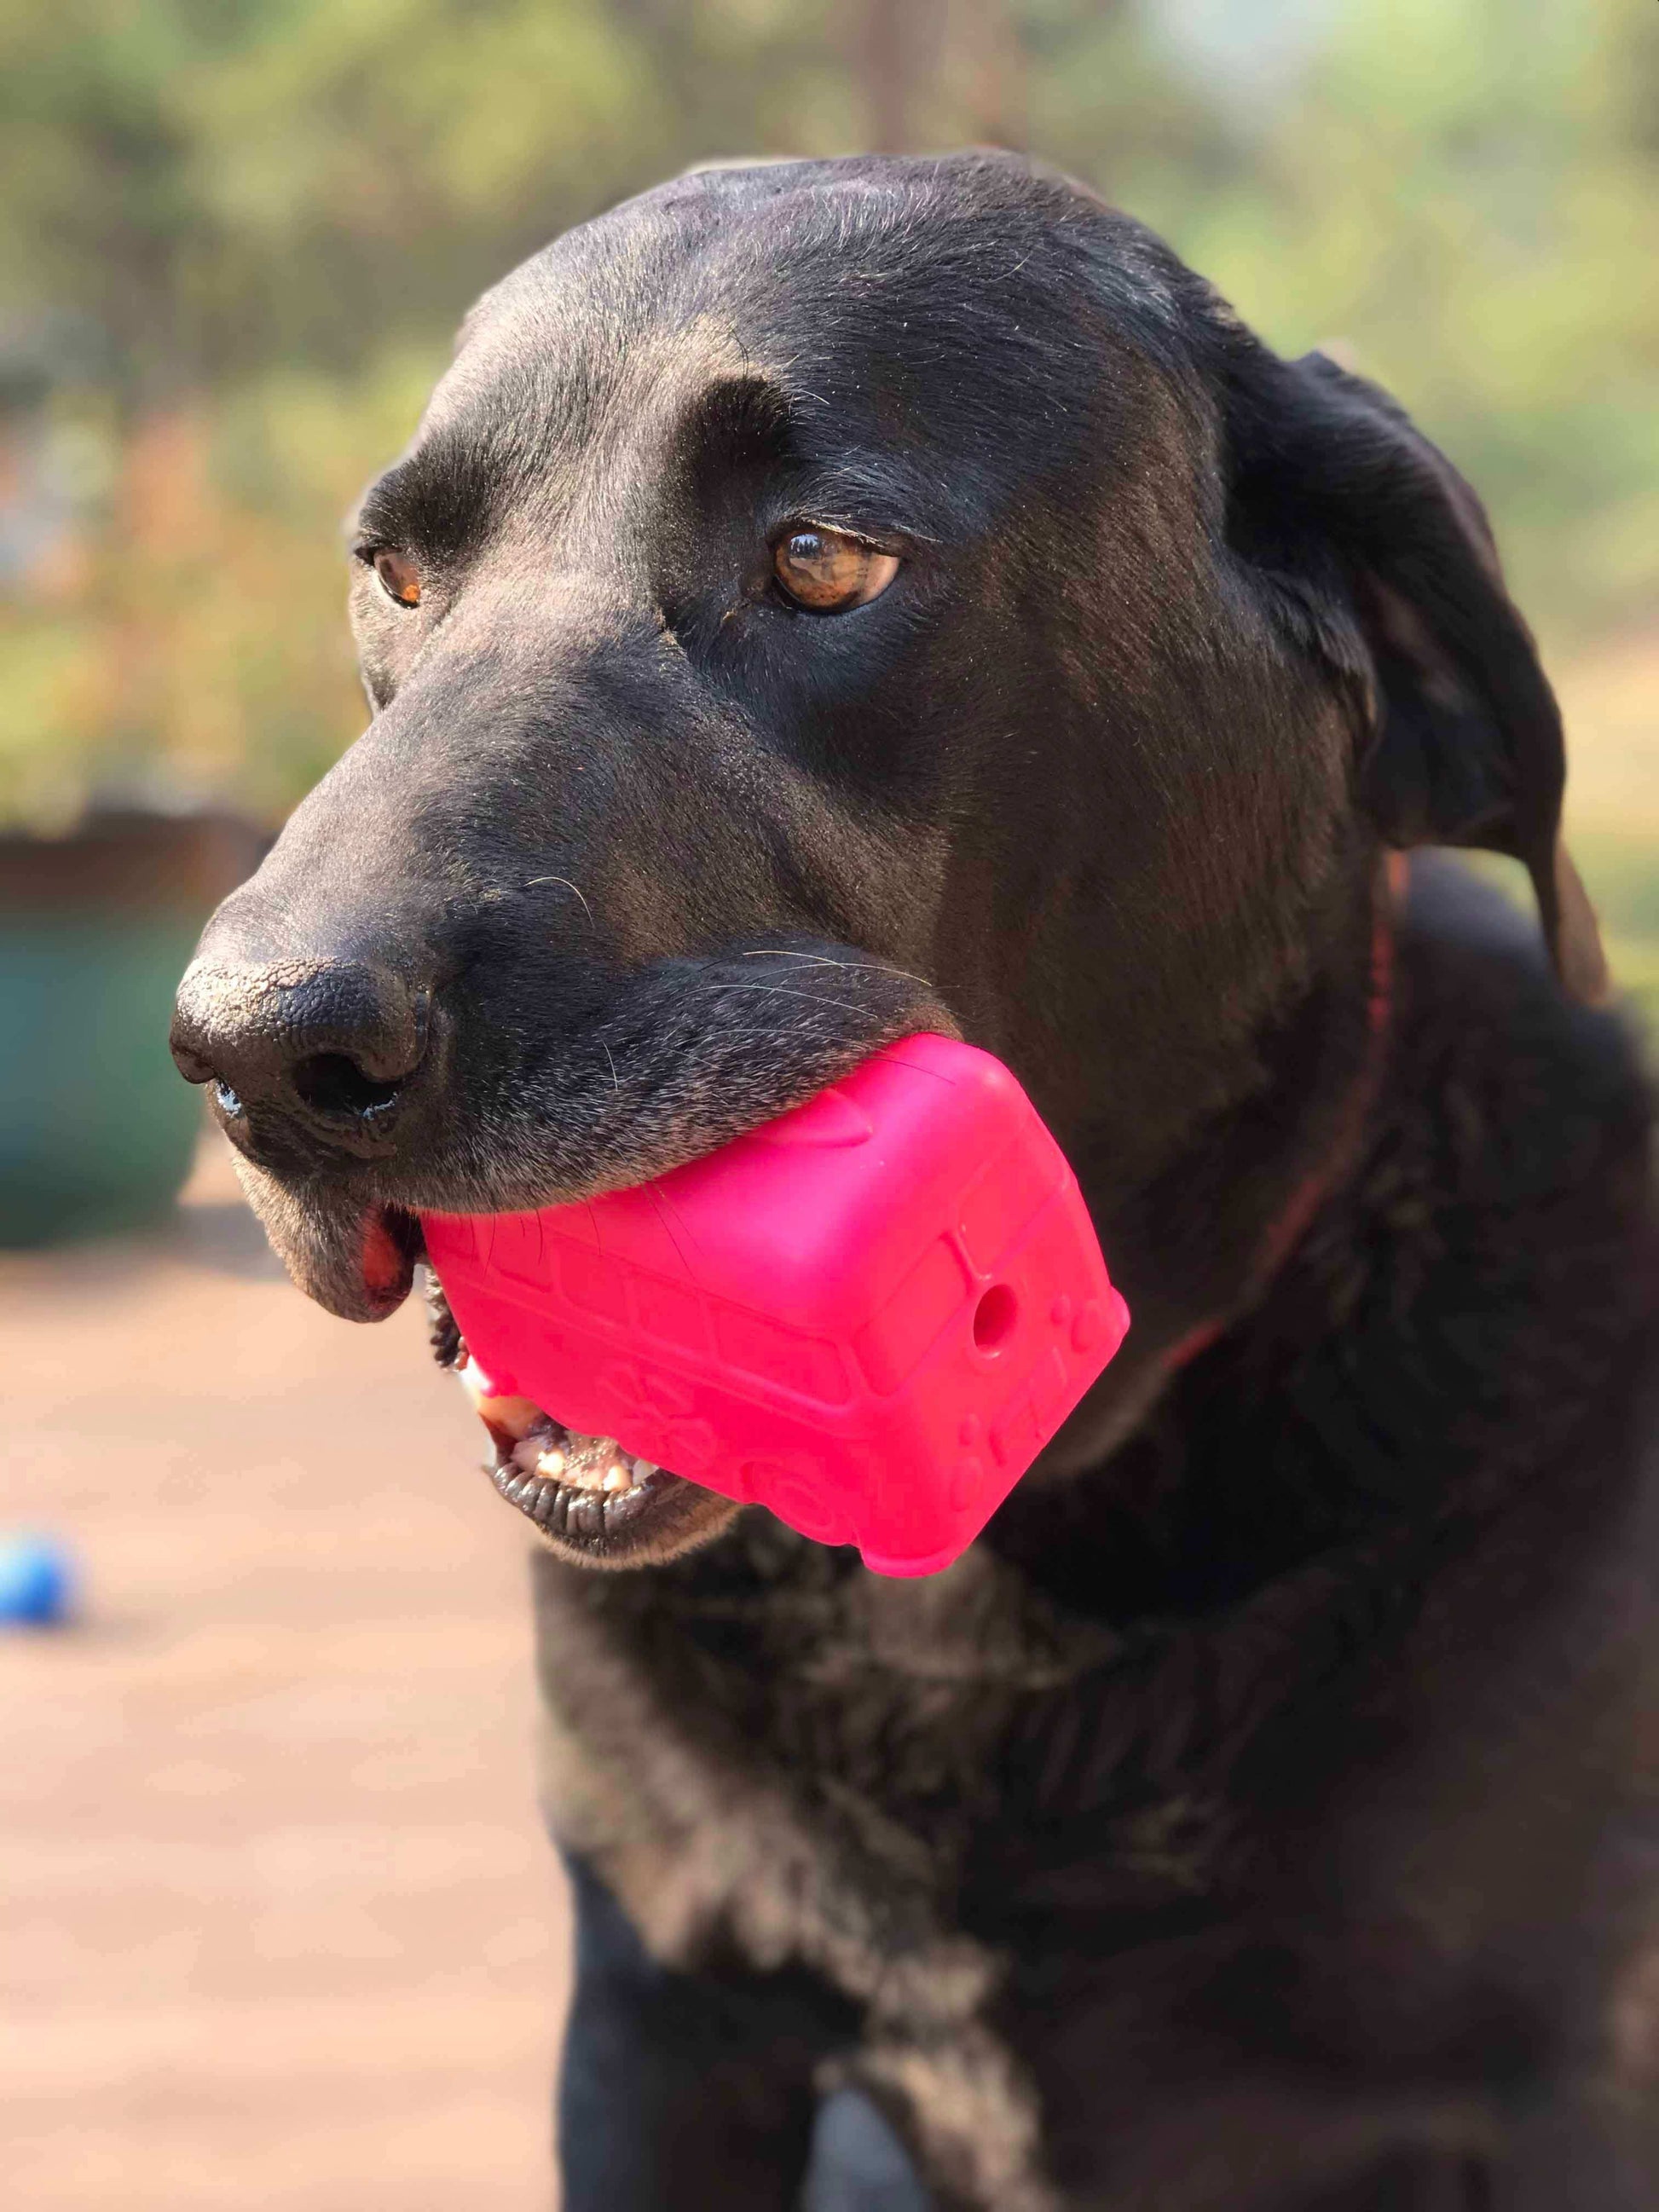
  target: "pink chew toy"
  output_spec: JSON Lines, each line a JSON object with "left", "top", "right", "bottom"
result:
{"left": 421, "top": 1033, "right": 1129, "bottom": 1576}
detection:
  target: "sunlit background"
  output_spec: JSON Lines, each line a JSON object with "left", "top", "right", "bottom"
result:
{"left": 3, "top": 2, "right": 1655, "bottom": 2206}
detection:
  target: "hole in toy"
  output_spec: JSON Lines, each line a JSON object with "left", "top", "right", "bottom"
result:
{"left": 973, "top": 1283, "right": 1018, "bottom": 1352}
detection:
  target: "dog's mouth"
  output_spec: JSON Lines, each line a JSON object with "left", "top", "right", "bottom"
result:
{"left": 466, "top": 1360, "right": 684, "bottom": 1545}
{"left": 425, "top": 1273, "right": 739, "bottom": 1568}
{"left": 212, "top": 939, "right": 962, "bottom": 1563}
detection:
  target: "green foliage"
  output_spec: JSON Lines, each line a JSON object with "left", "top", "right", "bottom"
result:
{"left": 0, "top": 0, "right": 1653, "bottom": 829}
{"left": 1152, "top": 0, "right": 1659, "bottom": 634}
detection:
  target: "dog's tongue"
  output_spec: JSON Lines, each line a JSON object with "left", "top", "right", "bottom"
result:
{"left": 451, "top": 1350, "right": 535, "bottom": 1434}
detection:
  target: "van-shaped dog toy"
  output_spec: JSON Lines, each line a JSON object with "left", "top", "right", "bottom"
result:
{"left": 422, "top": 1033, "right": 1129, "bottom": 1576}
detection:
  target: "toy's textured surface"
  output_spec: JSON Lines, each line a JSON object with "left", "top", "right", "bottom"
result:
{"left": 422, "top": 1035, "right": 1128, "bottom": 1574}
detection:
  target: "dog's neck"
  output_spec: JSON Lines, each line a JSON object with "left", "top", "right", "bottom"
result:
{"left": 1034, "top": 836, "right": 1403, "bottom": 1475}
{"left": 1158, "top": 852, "right": 1404, "bottom": 1375}
{"left": 986, "top": 882, "right": 1655, "bottom": 1626}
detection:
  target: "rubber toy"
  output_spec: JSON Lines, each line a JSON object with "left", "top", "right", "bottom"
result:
{"left": 422, "top": 1033, "right": 1129, "bottom": 1575}
{"left": 0, "top": 1534, "right": 75, "bottom": 1626}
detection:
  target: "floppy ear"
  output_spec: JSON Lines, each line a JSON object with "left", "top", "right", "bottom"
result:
{"left": 1223, "top": 344, "right": 1606, "bottom": 1002}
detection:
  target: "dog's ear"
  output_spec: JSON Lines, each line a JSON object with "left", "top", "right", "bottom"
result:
{"left": 1223, "top": 344, "right": 1607, "bottom": 1002}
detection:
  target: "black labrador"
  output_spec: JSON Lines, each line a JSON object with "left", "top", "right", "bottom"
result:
{"left": 171, "top": 154, "right": 1659, "bottom": 2209}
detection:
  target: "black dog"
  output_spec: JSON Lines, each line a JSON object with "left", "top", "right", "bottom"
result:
{"left": 171, "top": 154, "right": 1659, "bottom": 2209}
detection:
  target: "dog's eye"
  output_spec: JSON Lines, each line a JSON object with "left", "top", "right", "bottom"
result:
{"left": 772, "top": 528, "right": 898, "bottom": 613}
{"left": 369, "top": 548, "right": 422, "bottom": 608}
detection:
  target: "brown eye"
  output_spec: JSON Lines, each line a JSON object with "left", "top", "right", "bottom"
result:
{"left": 772, "top": 528, "right": 899, "bottom": 613}
{"left": 371, "top": 548, "right": 422, "bottom": 607}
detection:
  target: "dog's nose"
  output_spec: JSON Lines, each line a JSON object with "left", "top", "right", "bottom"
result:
{"left": 171, "top": 955, "right": 430, "bottom": 1158}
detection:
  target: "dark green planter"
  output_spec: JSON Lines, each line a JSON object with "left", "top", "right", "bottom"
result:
{"left": 0, "top": 811, "right": 263, "bottom": 1245}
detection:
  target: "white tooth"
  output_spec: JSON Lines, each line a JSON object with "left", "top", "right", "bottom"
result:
{"left": 604, "top": 1464, "right": 633, "bottom": 1494}
{"left": 630, "top": 1460, "right": 656, "bottom": 1481}
{"left": 535, "top": 1447, "right": 568, "bottom": 1481}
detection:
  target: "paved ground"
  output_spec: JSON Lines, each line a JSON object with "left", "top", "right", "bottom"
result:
{"left": 1, "top": 1140, "right": 569, "bottom": 2211}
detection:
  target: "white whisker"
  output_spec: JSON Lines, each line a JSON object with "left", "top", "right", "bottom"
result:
{"left": 527, "top": 875, "right": 596, "bottom": 927}
{"left": 738, "top": 949, "right": 934, "bottom": 990}
{"left": 705, "top": 983, "right": 870, "bottom": 1014}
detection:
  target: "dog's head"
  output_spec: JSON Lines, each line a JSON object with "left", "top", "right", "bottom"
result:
{"left": 172, "top": 153, "right": 1599, "bottom": 1567}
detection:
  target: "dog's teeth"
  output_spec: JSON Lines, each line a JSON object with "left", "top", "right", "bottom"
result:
{"left": 487, "top": 1412, "right": 662, "bottom": 1521}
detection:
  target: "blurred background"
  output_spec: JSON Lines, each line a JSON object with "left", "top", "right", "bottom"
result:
{"left": 2, "top": 1, "right": 1655, "bottom": 2205}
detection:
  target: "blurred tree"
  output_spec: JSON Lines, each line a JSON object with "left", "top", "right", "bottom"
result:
{"left": 848, "top": 0, "right": 945, "bottom": 153}
{"left": 1142, "top": 0, "right": 1659, "bottom": 631}
{"left": 0, "top": 0, "right": 1651, "bottom": 828}
{"left": 954, "top": 0, "right": 1030, "bottom": 149}
{"left": 847, "top": 0, "right": 1030, "bottom": 151}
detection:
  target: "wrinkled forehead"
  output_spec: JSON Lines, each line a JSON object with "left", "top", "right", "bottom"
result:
{"left": 397, "top": 169, "right": 1199, "bottom": 527}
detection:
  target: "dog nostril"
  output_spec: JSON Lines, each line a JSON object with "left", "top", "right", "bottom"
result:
{"left": 292, "top": 1052, "right": 404, "bottom": 1123}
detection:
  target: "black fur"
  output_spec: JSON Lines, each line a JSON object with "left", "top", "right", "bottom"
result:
{"left": 171, "top": 155, "right": 1658, "bottom": 2207}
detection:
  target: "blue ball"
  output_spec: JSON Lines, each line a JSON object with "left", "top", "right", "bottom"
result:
{"left": 0, "top": 1535, "right": 74, "bottom": 1627}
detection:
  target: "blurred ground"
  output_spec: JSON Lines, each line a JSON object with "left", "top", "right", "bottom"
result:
{"left": 0, "top": 1138, "right": 569, "bottom": 2212}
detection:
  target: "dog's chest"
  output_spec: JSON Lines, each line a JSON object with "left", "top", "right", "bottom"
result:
{"left": 531, "top": 1534, "right": 1251, "bottom": 1974}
